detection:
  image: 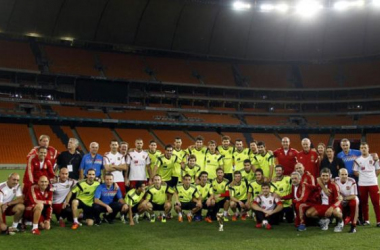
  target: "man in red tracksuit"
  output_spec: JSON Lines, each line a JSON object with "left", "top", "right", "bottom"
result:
{"left": 23, "top": 146, "right": 55, "bottom": 195}
{"left": 297, "top": 138, "right": 319, "bottom": 179}
{"left": 282, "top": 171, "right": 318, "bottom": 231}
{"left": 24, "top": 176, "right": 53, "bottom": 235}
{"left": 307, "top": 168, "right": 343, "bottom": 232}
{"left": 27, "top": 135, "right": 58, "bottom": 167}
{"left": 295, "top": 163, "right": 315, "bottom": 186}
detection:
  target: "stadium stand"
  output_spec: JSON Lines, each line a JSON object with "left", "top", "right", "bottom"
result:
{"left": 306, "top": 116, "right": 354, "bottom": 126}
{"left": 334, "top": 133, "right": 362, "bottom": 140}
{"left": 342, "top": 61, "right": 380, "bottom": 88}
{"left": 109, "top": 110, "right": 167, "bottom": 121}
{"left": 250, "top": 133, "right": 280, "bottom": 150}
{"left": 51, "top": 106, "right": 107, "bottom": 119}
{"left": 366, "top": 133, "right": 380, "bottom": 155}
{"left": 76, "top": 127, "right": 116, "bottom": 154}
{"left": 153, "top": 130, "right": 194, "bottom": 147}
{"left": 239, "top": 64, "right": 290, "bottom": 88}
{"left": 245, "top": 116, "right": 288, "bottom": 126}
{"left": 184, "top": 113, "right": 241, "bottom": 125}
{"left": 115, "top": 128, "right": 157, "bottom": 148}
{"left": 44, "top": 45, "right": 100, "bottom": 76}
{"left": 300, "top": 64, "right": 341, "bottom": 89}
{"left": 357, "top": 115, "right": 380, "bottom": 126}
{"left": 188, "top": 131, "right": 221, "bottom": 145}
{"left": 279, "top": 134, "right": 302, "bottom": 149}
{"left": 190, "top": 61, "right": 235, "bottom": 86}
{"left": 98, "top": 52, "right": 150, "bottom": 81}
{"left": 0, "top": 123, "right": 34, "bottom": 163}
{"left": 308, "top": 134, "right": 331, "bottom": 147}
{"left": 0, "top": 39, "right": 38, "bottom": 72}
{"left": 145, "top": 57, "right": 199, "bottom": 84}
{"left": 33, "top": 125, "right": 67, "bottom": 153}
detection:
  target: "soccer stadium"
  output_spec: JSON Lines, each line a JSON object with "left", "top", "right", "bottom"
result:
{"left": 0, "top": 0, "right": 380, "bottom": 249}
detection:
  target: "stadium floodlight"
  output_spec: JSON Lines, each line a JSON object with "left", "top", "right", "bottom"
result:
{"left": 260, "top": 4, "right": 275, "bottom": 11}
{"left": 61, "top": 37, "right": 74, "bottom": 42}
{"left": 276, "top": 3, "right": 289, "bottom": 12}
{"left": 295, "top": 0, "right": 323, "bottom": 17}
{"left": 334, "top": 0, "right": 364, "bottom": 10}
{"left": 233, "top": 1, "right": 251, "bottom": 10}
{"left": 374, "top": 0, "right": 380, "bottom": 6}
{"left": 26, "top": 32, "right": 41, "bottom": 37}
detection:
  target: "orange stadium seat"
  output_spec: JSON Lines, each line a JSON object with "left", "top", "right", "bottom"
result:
{"left": 223, "top": 132, "right": 246, "bottom": 144}
{"left": 185, "top": 113, "right": 241, "bottom": 125}
{"left": 239, "top": 64, "right": 290, "bottom": 88}
{"left": 109, "top": 110, "right": 167, "bottom": 121}
{"left": 145, "top": 57, "right": 199, "bottom": 84}
{"left": 334, "top": 133, "right": 362, "bottom": 140}
{"left": 0, "top": 123, "right": 34, "bottom": 163}
{"left": 52, "top": 106, "right": 106, "bottom": 119}
{"left": 0, "top": 39, "right": 38, "bottom": 71}
{"left": 342, "top": 61, "right": 380, "bottom": 88}
{"left": 300, "top": 64, "right": 341, "bottom": 89}
{"left": 188, "top": 131, "right": 221, "bottom": 146}
{"left": 33, "top": 125, "right": 67, "bottom": 153}
{"left": 366, "top": 133, "right": 380, "bottom": 155}
{"left": 76, "top": 127, "right": 116, "bottom": 155}
{"left": 357, "top": 115, "right": 380, "bottom": 126}
{"left": 308, "top": 134, "right": 331, "bottom": 147}
{"left": 115, "top": 129, "right": 157, "bottom": 149}
{"left": 279, "top": 134, "right": 302, "bottom": 150}
{"left": 306, "top": 116, "right": 354, "bottom": 126}
{"left": 250, "top": 133, "right": 280, "bottom": 151}
{"left": 61, "top": 126, "right": 76, "bottom": 139}
{"left": 99, "top": 52, "right": 150, "bottom": 81}
{"left": 245, "top": 116, "right": 287, "bottom": 126}
{"left": 153, "top": 130, "right": 194, "bottom": 148}
{"left": 44, "top": 45, "right": 99, "bottom": 76}
{"left": 189, "top": 61, "right": 235, "bottom": 86}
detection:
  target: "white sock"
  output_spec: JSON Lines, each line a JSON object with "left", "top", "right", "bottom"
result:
{"left": 178, "top": 212, "right": 182, "bottom": 217}
{"left": 73, "top": 218, "right": 79, "bottom": 224}
{"left": 32, "top": 224, "right": 38, "bottom": 230}
{"left": 12, "top": 222, "right": 18, "bottom": 228}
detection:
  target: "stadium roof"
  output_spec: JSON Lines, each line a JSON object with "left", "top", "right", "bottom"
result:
{"left": 0, "top": 0, "right": 379, "bottom": 61}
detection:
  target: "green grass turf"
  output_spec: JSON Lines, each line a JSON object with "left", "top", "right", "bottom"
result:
{"left": 1, "top": 169, "right": 379, "bottom": 250}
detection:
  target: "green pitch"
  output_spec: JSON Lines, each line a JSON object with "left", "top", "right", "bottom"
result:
{"left": 1, "top": 170, "right": 379, "bottom": 250}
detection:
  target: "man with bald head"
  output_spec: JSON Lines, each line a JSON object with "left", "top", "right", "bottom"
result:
{"left": 0, "top": 173, "right": 25, "bottom": 234}
{"left": 296, "top": 138, "right": 319, "bottom": 178}
{"left": 274, "top": 137, "right": 298, "bottom": 176}
{"left": 24, "top": 176, "right": 53, "bottom": 235}
{"left": 335, "top": 168, "right": 359, "bottom": 233}
{"left": 295, "top": 162, "right": 315, "bottom": 186}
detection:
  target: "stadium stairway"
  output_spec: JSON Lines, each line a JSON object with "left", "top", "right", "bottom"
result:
{"left": 29, "top": 39, "right": 49, "bottom": 73}
{"left": 28, "top": 124, "right": 38, "bottom": 146}
{"left": 243, "top": 132, "right": 253, "bottom": 145}
{"left": 112, "top": 129, "right": 123, "bottom": 142}
{"left": 149, "top": 129, "right": 165, "bottom": 148}
{"left": 184, "top": 131, "right": 196, "bottom": 142}
{"left": 72, "top": 127, "right": 88, "bottom": 154}
{"left": 51, "top": 125, "right": 69, "bottom": 147}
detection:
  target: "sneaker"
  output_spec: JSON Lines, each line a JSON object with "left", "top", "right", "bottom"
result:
{"left": 255, "top": 223, "right": 262, "bottom": 228}
{"left": 121, "top": 215, "right": 126, "bottom": 224}
{"left": 161, "top": 215, "right": 166, "bottom": 223}
{"left": 94, "top": 219, "right": 101, "bottom": 226}
{"left": 321, "top": 223, "right": 329, "bottom": 231}
{"left": 223, "top": 217, "right": 229, "bottom": 222}
{"left": 377, "top": 223, "right": 380, "bottom": 227}
{"left": 349, "top": 225, "right": 357, "bottom": 233}
{"left": 166, "top": 213, "right": 172, "bottom": 220}
{"left": 232, "top": 215, "right": 238, "bottom": 221}
{"left": 194, "top": 215, "right": 202, "bottom": 222}
{"left": 297, "top": 224, "right": 307, "bottom": 231}
{"left": 71, "top": 222, "right": 80, "bottom": 230}
{"left": 334, "top": 224, "right": 343, "bottom": 233}
{"left": 17, "top": 224, "right": 26, "bottom": 233}
{"left": 265, "top": 223, "right": 272, "bottom": 230}
{"left": 32, "top": 228, "right": 41, "bottom": 235}
{"left": 133, "top": 214, "right": 139, "bottom": 224}
{"left": 178, "top": 215, "right": 183, "bottom": 223}
{"left": 321, "top": 218, "right": 330, "bottom": 231}
{"left": 59, "top": 219, "right": 65, "bottom": 228}
{"left": 363, "top": 221, "right": 370, "bottom": 226}
{"left": 241, "top": 214, "right": 247, "bottom": 221}
{"left": 187, "top": 213, "right": 193, "bottom": 223}
{"left": 150, "top": 214, "right": 156, "bottom": 223}
{"left": 205, "top": 217, "right": 213, "bottom": 223}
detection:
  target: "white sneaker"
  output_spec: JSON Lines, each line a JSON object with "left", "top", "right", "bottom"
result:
{"left": 321, "top": 218, "right": 330, "bottom": 231}
{"left": 133, "top": 214, "right": 139, "bottom": 224}
{"left": 334, "top": 224, "right": 343, "bottom": 232}
{"left": 121, "top": 215, "right": 126, "bottom": 224}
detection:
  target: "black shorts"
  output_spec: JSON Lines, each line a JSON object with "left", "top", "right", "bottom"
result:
{"left": 235, "top": 199, "right": 247, "bottom": 210}
{"left": 152, "top": 202, "right": 165, "bottom": 211}
{"left": 224, "top": 174, "right": 233, "bottom": 183}
{"left": 180, "top": 202, "right": 197, "bottom": 210}
{"left": 77, "top": 199, "right": 94, "bottom": 220}
{"left": 215, "top": 199, "right": 228, "bottom": 209}
{"left": 202, "top": 200, "right": 212, "bottom": 210}
{"left": 131, "top": 205, "right": 139, "bottom": 214}
{"left": 165, "top": 177, "right": 178, "bottom": 188}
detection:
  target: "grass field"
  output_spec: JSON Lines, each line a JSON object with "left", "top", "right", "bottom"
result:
{"left": 1, "top": 169, "right": 379, "bottom": 250}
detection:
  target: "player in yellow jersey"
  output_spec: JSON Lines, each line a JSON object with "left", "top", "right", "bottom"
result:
{"left": 153, "top": 144, "right": 179, "bottom": 191}
{"left": 229, "top": 171, "right": 249, "bottom": 221}
{"left": 241, "top": 159, "right": 255, "bottom": 182}
{"left": 146, "top": 140, "right": 161, "bottom": 181}
{"left": 142, "top": 175, "right": 173, "bottom": 223}
{"left": 249, "top": 140, "right": 258, "bottom": 163}
{"left": 252, "top": 141, "right": 274, "bottom": 180}
{"left": 233, "top": 139, "right": 251, "bottom": 172}
{"left": 181, "top": 155, "right": 201, "bottom": 183}
{"left": 174, "top": 174, "right": 202, "bottom": 222}
{"left": 211, "top": 168, "right": 230, "bottom": 221}
{"left": 272, "top": 165, "right": 293, "bottom": 223}
{"left": 195, "top": 171, "right": 214, "bottom": 222}
{"left": 217, "top": 136, "right": 234, "bottom": 182}
{"left": 247, "top": 169, "right": 277, "bottom": 209}
{"left": 172, "top": 137, "right": 187, "bottom": 184}
{"left": 121, "top": 181, "right": 146, "bottom": 226}
{"left": 186, "top": 136, "right": 207, "bottom": 170}
{"left": 204, "top": 140, "right": 224, "bottom": 180}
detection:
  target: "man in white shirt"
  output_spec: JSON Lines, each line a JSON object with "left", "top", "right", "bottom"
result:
{"left": 353, "top": 142, "right": 380, "bottom": 227}
{"left": 52, "top": 167, "right": 77, "bottom": 227}
{"left": 0, "top": 173, "right": 25, "bottom": 234}
{"left": 104, "top": 140, "right": 127, "bottom": 197}
{"left": 126, "top": 138, "right": 151, "bottom": 189}
{"left": 335, "top": 168, "right": 359, "bottom": 233}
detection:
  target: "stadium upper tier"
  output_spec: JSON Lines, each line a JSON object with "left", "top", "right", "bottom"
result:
{"left": 0, "top": 39, "right": 380, "bottom": 89}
